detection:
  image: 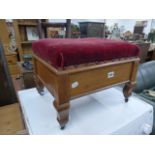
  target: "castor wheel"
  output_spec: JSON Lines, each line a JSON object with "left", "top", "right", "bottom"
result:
{"left": 39, "top": 90, "right": 45, "bottom": 96}
{"left": 60, "top": 126, "right": 65, "bottom": 130}
{"left": 36, "top": 86, "right": 44, "bottom": 96}
{"left": 125, "top": 98, "right": 129, "bottom": 102}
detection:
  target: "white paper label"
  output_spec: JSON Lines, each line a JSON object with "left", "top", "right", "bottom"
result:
{"left": 107, "top": 71, "right": 115, "bottom": 78}
{"left": 71, "top": 81, "right": 79, "bottom": 88}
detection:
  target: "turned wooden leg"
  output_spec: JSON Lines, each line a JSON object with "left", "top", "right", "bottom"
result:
{"left": 53, "top": 100, "right": 70, "bottom": 129}
{"left": 123, "top": 82, "right": 135, "bottom": 102}
{"left": 34, "top": 75, "right": 44, "bottom": 96}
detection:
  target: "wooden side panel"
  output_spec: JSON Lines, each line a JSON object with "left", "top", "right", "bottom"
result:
{"left": 36, "top": 60, "right": 57, "bottom": 96}
{"left": 35, "top": 59, "right": 70, "bottom": 104}
{"left": 130, "top": 61, "right": 139, "bottom": 83}
{"left": 69, "top": 62, "right": 133, "bottom": 97}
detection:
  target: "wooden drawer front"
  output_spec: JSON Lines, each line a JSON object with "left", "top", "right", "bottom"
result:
{"left": 6, "top": 55, "right": 17, "bottom": 65}
{"left": 9, "top": 65, "right": 20, "bottom": 75}
{"left": 69, "top": 62, "right": 133, "bottom": 97}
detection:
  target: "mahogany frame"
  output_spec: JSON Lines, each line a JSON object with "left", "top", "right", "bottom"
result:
{"left": 33, "top": 54, "right": 139, "bottom": 129}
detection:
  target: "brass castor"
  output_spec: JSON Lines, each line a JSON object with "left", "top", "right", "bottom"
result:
{"left": 123, "top": 82, "right": 135, "bottom": 103}
{"left": 35, "top": 75, "right": 44, "bottom": 96}
{"left": 60, "top": 126, "right": 65, "bottom": 130}
{"left": 39, "top": 90, "right": 45, "bottom": 96}
{"left": 125, "top": 98, "right": 129, "bottom": 102}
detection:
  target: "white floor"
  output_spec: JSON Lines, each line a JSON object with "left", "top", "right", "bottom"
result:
{"left": 18, "top": 87, "right": 153, "bottom": 135}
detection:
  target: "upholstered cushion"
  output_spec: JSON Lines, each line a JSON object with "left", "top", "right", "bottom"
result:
{"left": 32, "top": 38, "right": 140, "bottom": 68}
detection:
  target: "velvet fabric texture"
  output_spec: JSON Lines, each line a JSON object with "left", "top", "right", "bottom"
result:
{"left": 32, "top": 38, "right": 140, "bottom": 68}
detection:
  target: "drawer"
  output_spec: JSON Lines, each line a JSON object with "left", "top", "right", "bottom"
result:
{"left": 69, "top": 62, "right": 133, "bottom": 97}
{"left": 6, "top": 55, "right": 18, "bottom": 65}
{"left": 8, "top": 64, "right": 20, "bottom": 75}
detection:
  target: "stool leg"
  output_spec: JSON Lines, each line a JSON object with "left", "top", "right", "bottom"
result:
{"left": 53, "top": 100, "right": 70, "bottom": 129}
{"left": 123, "top": 82, "right": 135, "bottom": 102}
{"left": 34, "top": 75, "right": 44, "bottom": 95}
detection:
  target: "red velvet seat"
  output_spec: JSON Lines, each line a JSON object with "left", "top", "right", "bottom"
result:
{"left": 32, "top": 38, "right": 140, "bottom": 69}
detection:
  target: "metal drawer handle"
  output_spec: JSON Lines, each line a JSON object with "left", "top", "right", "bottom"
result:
{"left": 107, "top": 71, "right": 115, "bottom": 78}
{"left": 71, "top": 81, "right": 79, "bottom": 88}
